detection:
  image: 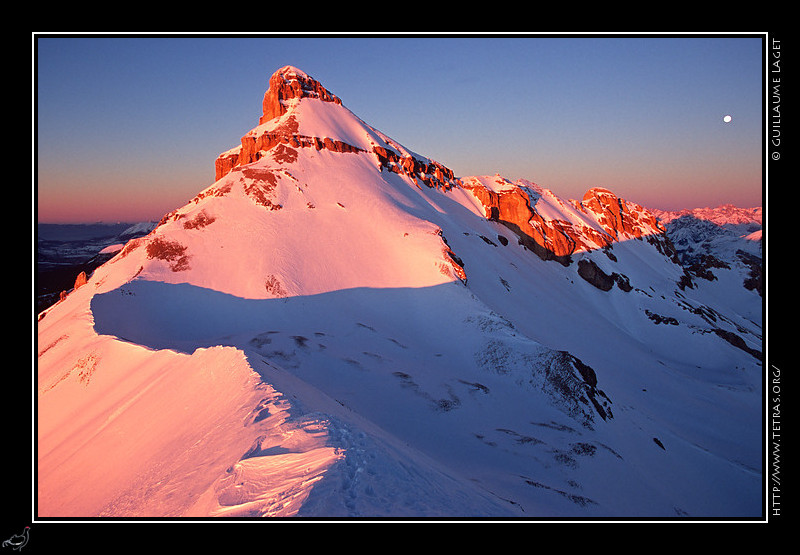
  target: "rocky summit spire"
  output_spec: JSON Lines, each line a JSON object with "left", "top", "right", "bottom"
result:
{"left": 259, "top": 65, "right": 342, "bottom": 124}
{"left": 214, "top": 65, "right": 459, "bottom": 190}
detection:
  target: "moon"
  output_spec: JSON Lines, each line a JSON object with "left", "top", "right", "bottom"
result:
{"left": 723, "top": 115, "right": 732, "bottom": 123}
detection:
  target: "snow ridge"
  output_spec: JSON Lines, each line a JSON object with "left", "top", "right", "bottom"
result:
{"left": 36, "top": 66, "right": 763, "bottom": 520}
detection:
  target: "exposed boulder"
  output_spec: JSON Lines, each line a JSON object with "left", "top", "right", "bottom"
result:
{"left": 542, "top": 350, "right": 613, "bottom": 426}
{"left": 73, "top": 270, "right": 88, "bottom": 290}
{"left": 577, "top": 259, "right": 615, "bottom": 291}
{"left": 614, "top": 272, "right": 633, "bottom": 292}
{"left": 145, "top": 237, "right": 191, "bottom": 272}
{"left": 577, "top": 258, "right": 632, "bottom": 292}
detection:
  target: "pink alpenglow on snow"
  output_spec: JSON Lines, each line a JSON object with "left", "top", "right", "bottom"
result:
{"left": 37, "top": 66, "right": 763, "bottom": 519}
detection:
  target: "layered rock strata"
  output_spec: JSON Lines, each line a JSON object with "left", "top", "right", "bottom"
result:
{"left": 463, "top": 180, "right": 666, "bottom": 266}
{"left": 215, "top": 113, "right": 365, "bottom": 180}
{"left": 374, "top": 146, "right": 457, "bottom": 191}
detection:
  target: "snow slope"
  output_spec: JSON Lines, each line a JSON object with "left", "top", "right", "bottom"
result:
{"left": 36, "top": 66, "right": 763, "bottom": 520}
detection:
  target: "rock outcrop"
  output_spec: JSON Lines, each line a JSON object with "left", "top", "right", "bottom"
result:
{"left": 463, "top": 181, "right": 587, "bottom": 265}
{"left": 215, "top": 111, "right": 367, "bottom": 181}
{"left": 738, "top": 250, "right": 763, "bottom": 296}
{"left": 579, "top": 187, "right": 664, "bottom": 241}
{"left": 374, "top": 145, "right": 457, "bottom": 191}
{"left": 73, "top": 270, "right": 88, "bottom": 290}
{"left": 259, "top": 65, "right": 342, "bottom": 125}
{"left": 576, "top": 259, "right": 632, "bottom": 292}
{"left": 215, "top": 66, "right": 358, "bottom": 181}
{"left": 462, "top": 179, "right": 665, "bottom": 266}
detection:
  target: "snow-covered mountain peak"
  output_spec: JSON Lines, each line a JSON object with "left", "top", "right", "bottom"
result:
{"left": 36, "top": 65, "right": 764, "bottom": 520}
{"left": 272, "top": 64, "right": 312, "bottom": 82}
{"left": 582, "top": 186, "right": 615, "bottom": 197}
{"left": 215, "top": 66, "right": 458, "bottom": 195}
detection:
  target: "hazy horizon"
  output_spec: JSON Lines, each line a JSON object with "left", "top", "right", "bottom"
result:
{"left": 35, "top": 198, "right": 765, "bottom": 226}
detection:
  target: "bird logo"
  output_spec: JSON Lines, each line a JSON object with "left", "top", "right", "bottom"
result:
{"left": 2, "top": 527, "right": 29, "bottom": 551}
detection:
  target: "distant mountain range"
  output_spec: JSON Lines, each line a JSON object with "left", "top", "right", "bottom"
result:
{"left": 36, "top": 222, "right": 156, "bottom": 313}
{"left": 652, "top": 204, "right": 761, "bottom": 227}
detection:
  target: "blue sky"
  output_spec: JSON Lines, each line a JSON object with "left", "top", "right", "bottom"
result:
{"left": 35, "top": 34, "right": 764, "bottom": 223}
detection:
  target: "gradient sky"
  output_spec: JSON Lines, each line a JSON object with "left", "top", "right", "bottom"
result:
{"left": 35, "top": 33, "right": 765, "bottom": 223}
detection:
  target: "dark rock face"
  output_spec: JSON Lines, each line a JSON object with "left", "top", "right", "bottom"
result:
{"left": 437, "top": 230, "right": 467, "bottom": 284}
{"left": 644, "top": 310, "right": 679, "bottom": 326}
{"left": 713, "top": 328, "right": 762, "bottom": 360}
{"left": 685, "top": 254, "right": 729, "bottom": 282}
{"left": 577, "top": 259, "right": 615, "bottom": 291}
{"left": 614, "top": 273, "right": 632, "bottom": 292}
{"left": 541, "top": 351, "right": 613, "bottom": 427}
{"left": 577, "top": 259, "right": 632, "bottom": 292}
{"left": 737, "top": 250, "right": 763, "bottom": 296}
